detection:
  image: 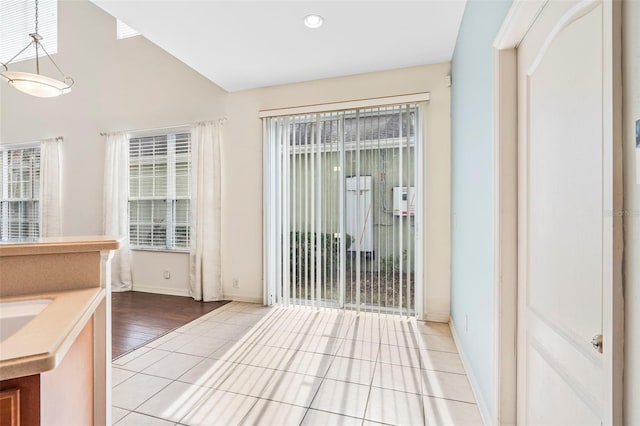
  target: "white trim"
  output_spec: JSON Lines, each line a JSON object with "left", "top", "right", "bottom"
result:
{"left": 494, "top": 0, "right": 546, "bottom": 49}
{"left": 491, "top": 3, "right": 548, "bottom": 424}
{"left": 223, "top": 294, "right": 264, "bottom": 304}
{"left": 262, "top": 118, "right": 269, "bottom": 306}
{"left": 128, "top": 126, "right": 190, "bottom": 139}
{"left": 414, "top": 103, "right": 426, "bottom": 320}
{"left": 423, "top": 313, "right": 448, "bottom": 323}
{"left": 258, "top": 92, "right": 430, "bottom": 118}
{"left": 491, "top": 2, "right": 547, "bottom": 425}
{"left": 262, "top": 118, "right": 278, "bottom": 306}
{"left": 492, "top": 47, "right": 518, "bottom": 426}
{"left": 130, "top": 248, "right": 191, "bottom": 254}
{"left": 101, "top": 123, "right": 194, "bottom": 138}
{"left": 131, "top": 285, "right": 190, "bottom": 298}
{"left": 0, "top": 141, "right": 41, "bottom": 150}
{"left": 450, "top": 319, "right": 492, "bottom": 426}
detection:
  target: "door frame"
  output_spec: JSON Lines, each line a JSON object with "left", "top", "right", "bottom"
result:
{"left": 491, "top": 1, "right": 624, "bottom": 424}
{"left": 261, "top": 95, "right": 428, "bottom": 317}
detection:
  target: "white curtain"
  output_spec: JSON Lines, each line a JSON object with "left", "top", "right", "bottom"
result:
{"left": 190, "top": 120, "right": 223, "bottom": 301}
{"left": 103, "top": 132, "right": 132, "bottom": 292}
{"left": 39, "top": 138, "right": 62, "bottom": 237}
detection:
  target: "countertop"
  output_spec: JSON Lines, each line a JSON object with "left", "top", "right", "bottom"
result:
{"left": 0, "top": 236, "right": 120, "bottom": 257}
{"left": 0, "top": 288, "right": 105, "bottom": 380}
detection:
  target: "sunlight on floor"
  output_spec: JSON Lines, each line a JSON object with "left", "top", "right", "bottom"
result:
{"left": 111, "top": 302, "right": 482, "bottom": 425}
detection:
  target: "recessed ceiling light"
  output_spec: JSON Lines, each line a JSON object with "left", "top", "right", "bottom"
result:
{"left": 304, "top": 14, "right": 324, "bottom": 29}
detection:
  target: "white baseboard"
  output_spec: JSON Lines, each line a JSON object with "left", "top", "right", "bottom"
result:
{"left": 222, "top": 293, "right": 263, "bottom": 304}
{"left": 132, "top": 285, "right": 191, "bottom": 298}
{"left": 424, "top": 312, "right": 450, "bottom": 323}
{"left": 450, "top": 319, "right": 492, "bottom": 426}
{"left": 128, "top": 285, "right": 263, "bottom": 304}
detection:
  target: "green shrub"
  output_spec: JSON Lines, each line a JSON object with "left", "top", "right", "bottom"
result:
{"left": 382, "top": 249, "right": 408, "bottom": 275}
{"left": 290, "top": 232, "right": 353, "bottom": 280}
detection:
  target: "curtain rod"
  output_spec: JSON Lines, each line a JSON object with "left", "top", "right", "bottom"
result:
{"left": 99, "top": 119, "right": 225, "bottom": 137}
{"left": 100, "top": 123, "right": 190, "bottom": 137}
{"left": 1, "top": 136, "right": 63, "bottom": 146}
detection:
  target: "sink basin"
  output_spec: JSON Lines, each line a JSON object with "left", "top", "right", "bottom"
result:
{"left": 0, "top": 299, "right": 51, "bottom": 342}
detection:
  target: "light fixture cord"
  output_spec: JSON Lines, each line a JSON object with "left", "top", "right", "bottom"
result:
{"left": 34, "top": 0, "right": 40, "bottom": 74}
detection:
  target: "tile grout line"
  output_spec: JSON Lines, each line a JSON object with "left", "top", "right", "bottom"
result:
{"left": 360, "top": 317, "right": 383, "bottom": 426}
{"left": 298, "top": 309, "right": 360, "bottom": 425}
{"left": 112, "top": 371, "right": 173, "bottom": 414}
{"left": 419, "top": 328, "right": 427, "bottom": 426}
{"left": 297, "top": 314, "right": 347, "bottom": 425}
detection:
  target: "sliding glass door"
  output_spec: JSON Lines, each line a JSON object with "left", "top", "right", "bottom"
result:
{"left": 264, "top": 103, "right": 422, "bottom": 316}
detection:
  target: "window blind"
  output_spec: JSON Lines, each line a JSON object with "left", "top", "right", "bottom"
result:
{"left": 117, "top": 20, "right": 139, "bottom": 39}
{"left": 129, "top": 132, "right": 191, "bottom": 250}
{"left": 0, "top": 146, "right": 41, "bottom": 241}
{"left": 0, "top": 0, "right": 57, "bottom": 64}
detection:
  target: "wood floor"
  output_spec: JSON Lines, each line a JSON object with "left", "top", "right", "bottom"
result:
{"left": 111, "top": 291, "right": 229, "bottom": 359}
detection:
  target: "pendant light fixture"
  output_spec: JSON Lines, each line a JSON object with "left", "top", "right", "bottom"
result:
{"left": 0, "top": 0, "right": 73, "bottom": 98}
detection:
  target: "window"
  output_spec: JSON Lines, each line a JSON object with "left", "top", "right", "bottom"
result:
{"left": 0, "top": 145, "right": 41, "bottom": 241}
{"left": 0, "top": 0, "right": 57, "bottom": 64}
{"left": 117, "top": 20, "right": 140, "bottom": 39}
{"left": 129, "top": 131, "right": 191, "bottom": 250}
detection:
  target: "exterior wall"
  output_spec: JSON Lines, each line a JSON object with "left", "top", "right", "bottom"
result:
{"left": 288, "top": 147, "right": 417, "bottom": 270}
{"left": 450, "top": 0, "right": 512, "bottom": 417}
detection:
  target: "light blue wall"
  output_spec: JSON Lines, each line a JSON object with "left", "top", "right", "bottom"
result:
{"left": 450, "top": 0, "right": 512, "bottom": 413}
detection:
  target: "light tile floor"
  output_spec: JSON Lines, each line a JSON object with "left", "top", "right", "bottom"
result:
{"left": 112, "top": 302, "right": 482, "bottom": 426}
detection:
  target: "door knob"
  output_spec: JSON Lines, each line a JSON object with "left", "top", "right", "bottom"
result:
{"left": 591, "top": 334, "right": 603, "bottom": 353}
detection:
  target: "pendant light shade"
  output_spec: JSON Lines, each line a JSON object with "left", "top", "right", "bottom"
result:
{"left": 3, "top": 71, "right": 72, "bottom": 97}
{"left": 0, "top": 0, "right": 73, "bottom": 98}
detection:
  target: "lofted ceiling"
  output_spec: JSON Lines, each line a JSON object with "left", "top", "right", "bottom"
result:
{"left": 90, "top": 0, "right": 467, "bottom": 92}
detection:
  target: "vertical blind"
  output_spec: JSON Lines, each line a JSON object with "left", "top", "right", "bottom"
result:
{"left": 129, "top": 132, "right": 191, "bottom": 250}
{"left": 0, "top": 145, "right": 41, "bottom": 240}
{"left": 0, "top": 0, "right": 57, "bottom": 64}
{"left": 264, "top": 104, "right": 421, "bottom": 316}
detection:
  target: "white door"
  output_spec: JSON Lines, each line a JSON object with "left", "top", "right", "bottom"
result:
{"left": 516, "top": 1, "right": 620, "bottom": 424}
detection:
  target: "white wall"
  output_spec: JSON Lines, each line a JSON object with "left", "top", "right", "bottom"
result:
{"left": 130, "top": 251, "right": 191, "bottom": 296}
{"left": 0, "top": 0, "right": 227, "bottom": 296}
{"left": 623, "top": 0, "right": 639, "bottom": 423}
{"left": 223, "top": 63, "right": 452, "bottom": 317}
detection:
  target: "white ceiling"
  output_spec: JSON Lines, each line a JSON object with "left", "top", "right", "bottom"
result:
{"left": 90, "top": 1, "right": 467, "bottom": 92}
